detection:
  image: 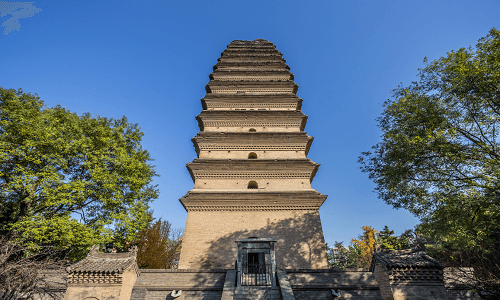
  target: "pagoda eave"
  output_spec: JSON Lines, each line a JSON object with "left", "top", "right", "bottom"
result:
{"left": 179, "top": 190, "right": 328, "bottom": 212}
{"left": 196, "top": 111, "right": 308, "bottom": 132}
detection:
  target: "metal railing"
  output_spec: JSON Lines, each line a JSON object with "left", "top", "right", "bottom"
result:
{"left": 241, "top": 262, "right": 272, "bottom": 286}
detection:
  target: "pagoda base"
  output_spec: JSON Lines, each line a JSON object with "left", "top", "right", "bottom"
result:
{"left": 178, "top": 208, "right": 329, "bottom": 270}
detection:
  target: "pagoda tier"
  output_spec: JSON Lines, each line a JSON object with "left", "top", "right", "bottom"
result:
{"left": 218, "top": 54, "right": 285, "bottom": 62}
{"left": 226, "top": 40, "right": 276, "bottom": 47}
{"left": 178, "top": 39, "right": 329, "bottom": 270}
{"left": 196, "top": 110, "right": 308, "bottom": 132}
{"left": 187, "top": 158, "right": 319, "bottom": 190}
{"left": 201, "top": 94, "right": 302, "bottom": 111}
{"left": 192, "top": 132, "right": 314, "bottom": 158}
{"left": 214, "top": 61, "right": 290, "bottom": 71}
{"left": 221, "top": 52, "right": 283, "bottom": 57}
{"left": 209, "top": 70, "right": 294, "bottom": 81}
{"left": 205, "top": 81, "right": 298, "bottom": 94}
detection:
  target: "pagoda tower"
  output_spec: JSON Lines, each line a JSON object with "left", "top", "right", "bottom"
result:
{"left": 178, "top": 39, "right": 329, "bottom": 270}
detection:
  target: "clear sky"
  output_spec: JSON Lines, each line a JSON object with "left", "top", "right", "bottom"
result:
{"left": 2, "top": 0, "right": 499, "bottom": 247}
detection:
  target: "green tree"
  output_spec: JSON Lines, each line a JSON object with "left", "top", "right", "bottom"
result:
{"left": 327, "top": 241, "right": 357, "bottom": 269}
{"left": 327, "top": 226, "right": 378, "bottom": 269}
{"left": 359, "top": 28, "right": 500, "bottom": 297}
{"left": 377, "top": 226, "right": 412, "bottom": 250}
{"left": 359, "top": 28, "right": 500, "bottom": 249}
{"left": 0, "top": 88, "right": 158, "bottom": 260}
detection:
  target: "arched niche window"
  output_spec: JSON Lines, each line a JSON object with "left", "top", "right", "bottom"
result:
{"left": 248, "top": 181, "right": 258, "bottom": 189}
{"left": 248, "top": 152, "right": 257, "bottom": 159}
{"left": 249, "top": 128, "right": 256, "bottom": 132}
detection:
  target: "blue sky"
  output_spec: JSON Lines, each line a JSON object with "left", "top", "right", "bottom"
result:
{"left": 2, "top": 0, "right": 499, "bottom": 246}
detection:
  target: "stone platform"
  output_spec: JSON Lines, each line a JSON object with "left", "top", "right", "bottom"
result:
{"left": 126, "top": 268, "right": 381, "bottom": 300}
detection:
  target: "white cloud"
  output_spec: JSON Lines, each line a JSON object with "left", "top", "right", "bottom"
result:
{"left": 0, "top": 1, "right": 41, "bottom": 35}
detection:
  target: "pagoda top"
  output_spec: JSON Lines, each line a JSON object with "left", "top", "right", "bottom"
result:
{"left": 230, "top": 39, "right": 272, "bottom": 44}
{"left": 228, "top": 39, "right": 276, "bottom": 48}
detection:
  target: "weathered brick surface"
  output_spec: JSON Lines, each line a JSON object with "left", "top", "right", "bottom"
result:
{"left": 391, "top": 284, "right": 449, "bottom": 299}
{"left": 286, "top": 268, "right": 379, "bottom": 287}
{"left": 444, "top": 268, "right": 480, "bottom": 300}
{"left": 179, "top": 210, "right": 328, "bottom": 269}
{"left": 133, "top": 269, "right": 226, "bottom": 289}
{"left": 193, "top": 178, "right": 311, "bottom": 190}
{"left": 64, "top": 265, "right": 138, "bottom": 300}
{"left": 149, "top": 290, "right": 222, "bottom": 300}
{"left": 276, "top": 270, "right": 295, "bottom": 300}
{"left": 130, "top": 288, "right": 147, "bottom": 300}
{"left": 373, "top": 261, "right": 453, "bottom": 300}
{"left": 221, "top": 270, "right": 236, "bottom": 300}
{"left": 447, "top": 289, "right": 481, "bottom": 300}
{"left": 64, "top": 285, "right": 122, "bottom": 300}
{"left": 373, "top": 263, "right": 394, "bottom": 300}
{"left": 293, "top": 290, "right": 383, "bottom": 300}
{"left": 233, "top": 287, "right": 281, "bottom": 300}
{"left": 286, "top": 269, "right": 382, "bottom": 300}
{"left": 130, "top": 269, "right": 225, "bottom": 300}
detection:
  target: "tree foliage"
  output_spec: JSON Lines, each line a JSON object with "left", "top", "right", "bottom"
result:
{"left": 350, "top": 225, "right": 377, "bottom": 268}
{"left": 378, "top": 225, "right": 413, "bottom": 250}
{"left": 426, "top": 239, "right": 500, "bottom": 299}
{"left": 327, "top": 226, "right": 378, "bottom": 269}
{"left": 327, "top": 241, "right": 358, "bottom": 269}
{"left": 359, "top": 28, "right": 500, "bottom": 249}
{"left": 0, "top": 88, "right": 158, "bottom": 260}
{"left": 136, "top": 217, "right": 182, "bottom": 269}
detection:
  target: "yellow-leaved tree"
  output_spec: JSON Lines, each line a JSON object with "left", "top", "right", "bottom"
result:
{"left": 350, "top": 226, "right": 378, "bottom": 268}
{"left": 135, "top": 217, "right": 182, "bottom": 269}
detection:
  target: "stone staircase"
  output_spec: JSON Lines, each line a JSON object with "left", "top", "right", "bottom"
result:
{"left": 233, "top": 286, "right": 281, "bottom": 300}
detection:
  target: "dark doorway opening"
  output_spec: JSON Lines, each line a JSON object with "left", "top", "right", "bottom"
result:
{"left": 248, "top": 253, "right": 262, "bottom": 274}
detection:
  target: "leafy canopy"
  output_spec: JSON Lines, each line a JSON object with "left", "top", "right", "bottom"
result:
{"left": 350, "top": 225, "right": 377, "bottom": 267}
{"left": 378, "top": 225, "right": 412, "bottom": 250}
{"left": 0, "top": 88, "right": 159, "bottom": 260}
{"left": 359, "top": 28, "right": 500, "bottom": 248}
{"left": 327, "top": 226, "right": 378, "bottom": 269}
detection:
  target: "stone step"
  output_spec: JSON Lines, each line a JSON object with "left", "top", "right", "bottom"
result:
{"left": 234, "top": 287, "right": 281, "bottom": 300}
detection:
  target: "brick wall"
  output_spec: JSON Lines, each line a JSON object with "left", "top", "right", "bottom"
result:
{"left": 130, "top": 269, "right": 226, "bottom": 300}
{"left": 293, "top": 290, "right": 382, "bottom": 299}
{"left": 119, "top": 268, "right": 138, "bottom": 300}
{"left": 391, "top": 284, "right": 449, "bottom": 300}
{"left": 64, "top": 284, "right": 122, "bottom": 300}
{"left": 178, "top": 210, "right": 328, "bottom": 269}
{"left": 63, "top": 268, "right": 138, "bottom": 300}
{"left": 444, "top": 268, "right": 480, "bottom": 300}
{"left": 193, "top": 178, "right": 312, "bottom": 190}
{"left": 373, "top": 263, "right": 394, "bottom": 300}
{"left": 372, "top": 264, "right": 450, "bottom": 300}
{"left": 134, "top": 269, "right": 226, "bottom": 289}
{"left": 130, "top": 290, "right": 222, "bottom": 300}
{"left": 286, "top": 268, "right": 382, "bottom": 300}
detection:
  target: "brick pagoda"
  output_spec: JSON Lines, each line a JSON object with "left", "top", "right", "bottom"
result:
{"left": 178, "top": 39, "right": 329, "bottom": 270}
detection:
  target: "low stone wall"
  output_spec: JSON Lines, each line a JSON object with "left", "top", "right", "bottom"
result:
{"left": 444, "top": 268, "right": 481, "bottom": 300}
{"left": 372, "top": 262, "right": 449, "bottom": 300}
{"left": 130, "top": 269, "right": 226, "bottom": 300}
{"left": 285, "top": 268, "right": 382, "bottom": 300}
